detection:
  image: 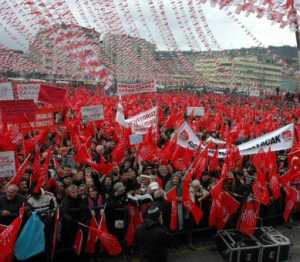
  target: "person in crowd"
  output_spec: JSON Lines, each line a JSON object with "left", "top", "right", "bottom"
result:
{"left": 0, "top": 184, "right": 24, "bottom": 225}
{"left": 61, "top": 185, "right": 91, "bottom": 252}
{"left": 87, "top": 186, "right": 104, "bottom": 221}
{"left": 19, "top": 179, "right": 29, "bottom": 198}
{"left": 165, "top": 172, "right": 184, "bottom": 230}
{"left": 105, "top": 182, "right": 129, "bottom": 243}
{"left": 136, "top": 205, "right": 170, "bottom": 262}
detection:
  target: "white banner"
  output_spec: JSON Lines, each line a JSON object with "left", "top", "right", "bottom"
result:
{"left": 0, "top": 82, "right": 14, "bottom": 101}
{"left": 16, "top": 83, "right": 40, "bottom": 102}
{"left": 117, "top": 81, "right": 157, "bottom": 96}
{"left": 207, "top": 123, "right": 295, "bottom": 158}
{"left": 127, "top": 107, "right": 157, "bottom": 134}
{"left": 81, "top": 105, "right": 104, "bottom": 122}
{"left": 187, "top": 106, "right": 205, "bottom": 117}
{"left": 171, "top": 123, "right": 294, "bottom": 158}
{"left": 238, "top": 123, "right": 294, "bottom": 156}
{"left": 0, "top": 151, "right": 16, "bottom": 178}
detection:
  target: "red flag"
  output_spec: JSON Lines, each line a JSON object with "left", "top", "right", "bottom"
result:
{"left": 31, "top": 152, "right": 41, "bottom": 182}
{"left": 9, "top": 154, "right": 31, "bottom": 185}
{"left": 111, "top": 139, "right": 127, "bottom": 165}
{"left": 0, "top": 208, "right": 24, "bottom": 262}
{"left": 73, "top": 228, "right": 83, "bottom": 256}
{"left": 209, "top": 149, "right": 219, "bottom": 172}
{"left": 23, "top": 129, "right": 49, "bottom": 154}
{"left": 252, "top": 172, "right": 270, "bottom": 205}
{"left": 0, "top": 224, "right": 7, "bottom": 234}
{"left": 85, "top": 215, "right": 98, "bottom": 254}
{"left": 125, "top": 204, "right": 143, "bottom": 246}
{"left": 182, "top": 168, "right": 203, "bottom": 224}
{"left": 86, "top": 158, "right": 113, "bottom": 176}
{"left": 38, "top": 84, "right": 67, "bottom": 105}
{"left": 283, "top": 186, "right": 298, "bottom": 222}
{"left": 33, "top": 149, "right": 53, "bottom": 193}
{"left": 97, "top": 214, "right": 122, "bottom": 256}
{"left": 237, "top": 200, "right": 260, "bottom": 236}
{"left": 217, "top": 192, "right": 240, "bottom": 229}
{"left": 166, "top": 186, "right": 178, "bottom": 231}
{"left": 209, "top": 178, "right": 224, "bottom": 227}
{"left": 270, "top": 172, "right": 281, "bottom": 200}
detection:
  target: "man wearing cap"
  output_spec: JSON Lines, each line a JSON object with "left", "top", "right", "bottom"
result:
{"left": 136, "top": 205, "right": 170, "bottom": 262}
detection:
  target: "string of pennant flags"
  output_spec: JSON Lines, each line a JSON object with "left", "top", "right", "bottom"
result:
{"left": 0, "top": 0, "right": 299, "bottom": 84}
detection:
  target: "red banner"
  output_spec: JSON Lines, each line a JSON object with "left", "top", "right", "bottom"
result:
{"left": 6, "top": 107, "right": 61, "bottom": 133}
{"left": 38, "top": 84, "right": 67, "bottom": 105}
{"left": 0, "top": 100, "right": 37, "bottom": 124}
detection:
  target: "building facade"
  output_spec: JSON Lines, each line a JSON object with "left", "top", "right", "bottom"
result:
{"left": 195, "top": 56, "right": 282, "bottom": 93}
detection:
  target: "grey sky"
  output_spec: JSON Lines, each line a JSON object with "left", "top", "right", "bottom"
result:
{"left": 0, "top": 0, "right": 296, "bottom": 51}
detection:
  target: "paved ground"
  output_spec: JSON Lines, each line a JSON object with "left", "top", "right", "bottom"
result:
{"left": 101, "top": 224, "right": 300, "bottom": 262}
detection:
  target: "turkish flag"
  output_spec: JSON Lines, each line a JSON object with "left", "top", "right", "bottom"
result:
{"left": 125, "top": 204, "right": 143, "bottom": 246}
{"left": 0, "top": 208, "right": 24, "bottom": 262}
{"left": 85, "top": 216, "right": 98, "bottom": 254}
{"left": 97, "top": 214, "right": 122, "bottom": 256}
{"left": 73, "top": 228, "right": 83, "bottom": 256}
{"left": 38, "top": 84, "right": 67, "bottom": 105}
{"left": 237, "top": 200, "right": 260, "bottom": 236}
{"left": 283, "top": 186, "right": 298, "bottom": 222}
{"left": 166, "top": 186, "right": 178, "bottom": 231}
{"left": 8, "top": 154, "right": 31, "bottom": 185}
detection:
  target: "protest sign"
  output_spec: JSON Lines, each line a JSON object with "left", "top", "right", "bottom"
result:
{"left": 16, "top": 83, "right": 40, "bottom": 103}
{"left": 129, "top": 134, "right": 143, "bottom": 145}
{"left": 7, "top": 107, "right": 56, "bottom": 132}
{"left": 0, "top": 100, "right": 37, "bottom": 124}
{"left": 0, "top": 82, "right": 14, "bottom": 101}
{"left": 81, "top": 105, "right": 104, "bottom": 122}
{"left": 126, "top": 107, "right": 157, "bottom": 134}
{"left": 0, "top": 151, "right": 16, "bottom": 178}
{"left": 187, "top": 106, "right": 205, "bottom": 117}
{"left": 117, "top": 81, "right": 157, "bottom": 96}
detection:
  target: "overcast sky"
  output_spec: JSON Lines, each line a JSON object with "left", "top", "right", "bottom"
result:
{"left": 0, "top": 0, "right": 296, "bottom": 51}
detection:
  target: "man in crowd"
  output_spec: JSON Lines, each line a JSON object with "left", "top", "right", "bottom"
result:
{"left": 136, "top": 205, "right": 170, "bottom": 262}
{"left": 0, "top": 184, "right": 24, "bottom": 225}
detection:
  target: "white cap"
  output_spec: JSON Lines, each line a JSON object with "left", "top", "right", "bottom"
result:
{"left": 149, "top": 182, "right": 159, "bottom": 191}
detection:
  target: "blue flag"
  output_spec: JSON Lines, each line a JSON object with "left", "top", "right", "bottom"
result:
{"left": 14, "top": 212, "right": 45, "bottom": 260}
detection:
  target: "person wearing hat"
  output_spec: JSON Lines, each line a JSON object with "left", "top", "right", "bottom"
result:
{"left": 105, "top": 182, "right": 129, "bottom": 244}
{"left": 136, "top": 205, "right": 170, "bottom": 262}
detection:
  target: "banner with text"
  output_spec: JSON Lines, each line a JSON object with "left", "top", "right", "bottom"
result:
{"left": 117, "top": 81, "right": 157, "bottom": 96}
{"left": 126, "top": 107, "right": 158, "bottom": 134}
{"left": 6, "top": 108, "right": 57, "bottom": 133}
{"left": 208, "top": 123, "right": 295, "bottom": 158}
{"left": 0, "top": 82, "right": 14, "bottom": 101}
{"left": 16, "top": 83, "right": 40, "bottom": 103}
{"left": 0, "top": 100, "right": 37, "bottom": 124}
{"left": 0, "top": 151, "right": 16, "bottom": 178}
{"left": 81, "top": 105, "right": 104, "bottom": 122}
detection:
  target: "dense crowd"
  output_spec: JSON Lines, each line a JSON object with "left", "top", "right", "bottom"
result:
{"left": 1, "top": 89, "right": 300, "bottom": 262}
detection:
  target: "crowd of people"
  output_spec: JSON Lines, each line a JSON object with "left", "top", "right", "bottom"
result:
{"left": 0, "top": 88, "right": 300, "bottom": 262}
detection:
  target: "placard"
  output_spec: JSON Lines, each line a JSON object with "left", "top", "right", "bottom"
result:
{"left": 0, "top": 151, "right": 16, "bottom": 178}
{"left": 81, "top": 105, "right": 104, "bottom": 122}
{"left": 187, "top": 107, "right": 205, "bottom": 117}
{"left": 16, "top": 83, "right": 40, "bottom": 102}
{"left": 130, "top": 134, "right": 143, "bottom": 145}
{"left": 117, "top": 81, "right": 157, "bottom": 96}
{"left": 0, "top": 82, "right": 14, "bottom": 101}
